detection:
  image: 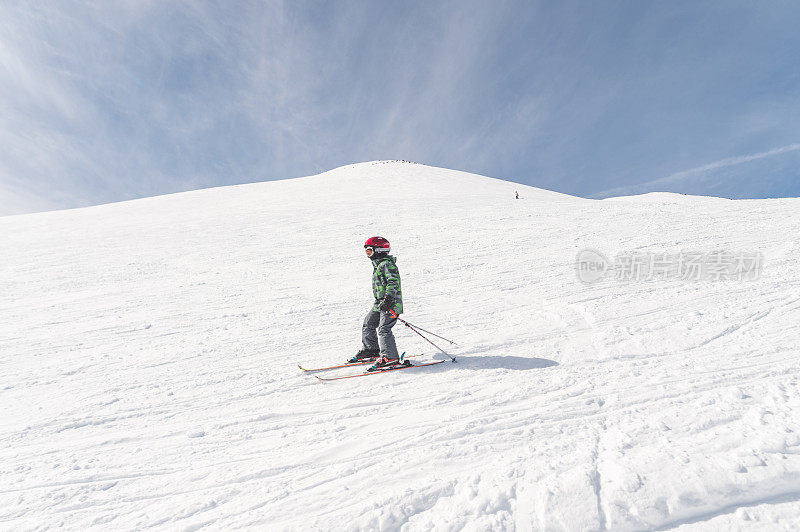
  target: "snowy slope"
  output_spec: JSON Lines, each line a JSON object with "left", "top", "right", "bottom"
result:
{"left": 2, "top": 161, "right": 800, "bottom": 530}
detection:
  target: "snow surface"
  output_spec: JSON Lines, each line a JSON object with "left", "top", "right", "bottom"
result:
{"left": 2, "top": 160, "right": 800, "bottom": 530}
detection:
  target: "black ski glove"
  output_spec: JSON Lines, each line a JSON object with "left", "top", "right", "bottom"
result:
{"left": 379, "top": 296, "right": 395, "bottom": 312}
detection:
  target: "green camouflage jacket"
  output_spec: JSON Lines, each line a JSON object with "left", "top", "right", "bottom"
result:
{"left": 371, "top": 255, "right": 403, "bottom": 314}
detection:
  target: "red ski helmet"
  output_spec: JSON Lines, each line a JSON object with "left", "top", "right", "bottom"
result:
{"left": 364, "top": 236, "right": 390, "bottom": 254}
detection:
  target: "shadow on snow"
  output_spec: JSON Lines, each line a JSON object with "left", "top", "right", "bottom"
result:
{"left": 432, "top": 354, "right": 558, "bottom": 370}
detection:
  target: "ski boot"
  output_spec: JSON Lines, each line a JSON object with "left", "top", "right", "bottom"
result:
{"left": 348, "top": 349, "right": 379, "bottom": 364}
{"left": 367, "top": 355, "right": 401, "bottom": 372}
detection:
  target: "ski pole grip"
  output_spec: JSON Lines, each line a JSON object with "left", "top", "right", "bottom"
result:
{"left": 389, "top": 309, "right": 398, "bottom": 319}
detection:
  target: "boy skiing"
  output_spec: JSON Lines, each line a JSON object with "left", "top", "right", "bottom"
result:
{"left": 349, "top": 236, "right": 404, "bottom": 370}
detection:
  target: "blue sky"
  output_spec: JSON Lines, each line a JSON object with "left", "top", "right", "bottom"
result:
{"left": 1, "top": 1, "right": 799, "bottom": 215}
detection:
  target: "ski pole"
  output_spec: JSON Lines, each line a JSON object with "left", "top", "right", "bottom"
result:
{"left": 385, "top": 311, "right": 458, "bottom": 345}
{"left": 393, "top": 319, "right": 457, "bottom": 346}
{"left": 389, "top": 310, "right": 457, "bottom": 362}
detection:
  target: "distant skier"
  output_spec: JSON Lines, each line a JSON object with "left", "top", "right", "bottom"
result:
{"left": 349, "top": 236, "right": 404, "bottom": 370}
{"left": 515, "top": 191, "right": 519, "bottom": 199}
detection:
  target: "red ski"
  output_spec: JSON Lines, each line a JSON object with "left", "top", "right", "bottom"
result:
{"left": 298, "top": 353, "right": 423, "bottom": 372}
{"left": 314, "top": 360, "right": 445, "bottom": 381}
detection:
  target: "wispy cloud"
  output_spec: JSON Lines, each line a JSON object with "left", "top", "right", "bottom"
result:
{"left": 594, "top": 143, "right": 800, "bottom": 198}
{"left": 1, "top": 1, "right": 799, "bottom": 215}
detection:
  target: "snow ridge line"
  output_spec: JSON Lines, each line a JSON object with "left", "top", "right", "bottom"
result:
{"left": 591, "top": 423, "right": 608, "bottom": 531}
{"left": 693, "top": 306, "right": 780, "bottom": 350}
{"left": 652, "top": 484, "right": 800, "bottom": 531}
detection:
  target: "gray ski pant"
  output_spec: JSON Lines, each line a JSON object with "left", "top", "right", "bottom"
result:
{"left": 362, "top": 309, "right": 399, "bottom": 359}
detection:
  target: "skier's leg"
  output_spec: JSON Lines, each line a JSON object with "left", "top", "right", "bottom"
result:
{"left": 362, "top": 310, "right": 381, "bottom": 351}
{"left": 377, "top": 312, "right": 399, "bottom": 360}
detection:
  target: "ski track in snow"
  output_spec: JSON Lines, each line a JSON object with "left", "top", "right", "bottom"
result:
{"left": 1, "top": 161, "right": 800, "bottom": 530}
